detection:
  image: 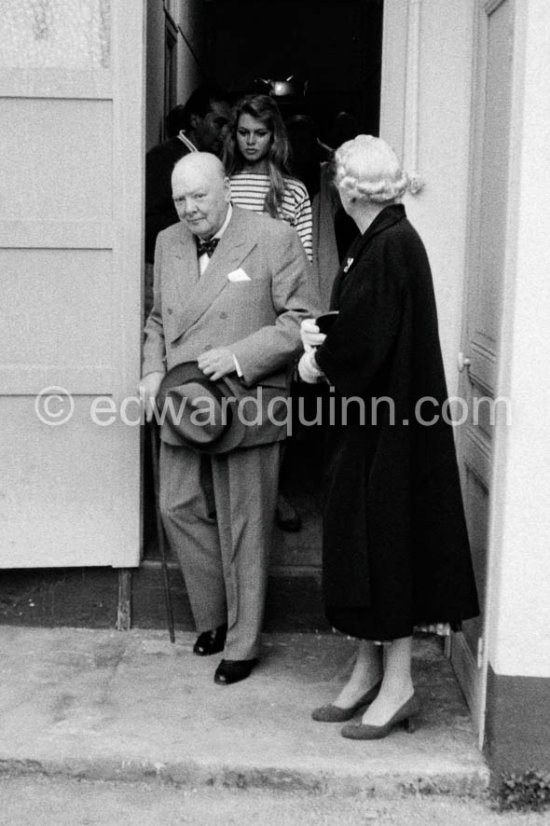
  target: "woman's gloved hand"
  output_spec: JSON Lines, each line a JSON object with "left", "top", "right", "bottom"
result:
{"left": 297, "top": 350, "right": 324, "bottom": 384}
{"left": 300, "top": 318, "right": 326, "bottom": 353}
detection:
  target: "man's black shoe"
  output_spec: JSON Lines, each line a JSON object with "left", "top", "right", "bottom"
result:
{"left": 193, "top": 624, "right": 227, "bottom": 656}
{"left": 214, "top": 658, "right": 258, "bottom": 685}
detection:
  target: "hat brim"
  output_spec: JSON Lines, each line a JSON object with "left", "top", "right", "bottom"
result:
{"left": 156, "top": 362, "right": 247, "bottom": 454}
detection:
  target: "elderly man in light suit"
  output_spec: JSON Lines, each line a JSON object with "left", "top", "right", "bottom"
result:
{"left": 140, "top": 153, "right": 317, "bottom": 685}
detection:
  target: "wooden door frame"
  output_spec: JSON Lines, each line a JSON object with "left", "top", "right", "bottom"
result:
{"left": 453, "top": 0, "right": 515, "bottom": 749}
{"left": 111, "top": 0, "right": 147, "bottom": 566}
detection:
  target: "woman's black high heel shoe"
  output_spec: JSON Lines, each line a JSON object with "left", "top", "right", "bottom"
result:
{"left": 340, "top": 692, "right": 420, "bottom": 739}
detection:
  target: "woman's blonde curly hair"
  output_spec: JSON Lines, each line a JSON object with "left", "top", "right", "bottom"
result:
{"left": 334, "top": 135, "right": 409, "bottom": 204}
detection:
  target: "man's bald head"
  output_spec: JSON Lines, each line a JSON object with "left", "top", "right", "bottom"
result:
{"left": 173, "top": 151, "right": 226, "bottom": 184}
{"left": 171, "top": 152, "right": 231, "bottom": 239}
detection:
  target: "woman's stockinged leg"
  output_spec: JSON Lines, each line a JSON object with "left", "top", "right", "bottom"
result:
{"left": 358, "top": 635, "right": 414, "bottom": 725}
{"left": 333, "top": 639, "right": 383, "bottom": 709}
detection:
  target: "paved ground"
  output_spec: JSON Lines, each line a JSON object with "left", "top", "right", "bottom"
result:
{"left": 0, "top": 627, "right": 487, "bottom": 798}
{"left": 0, "top": 775, "right": 546, "bottom": 826}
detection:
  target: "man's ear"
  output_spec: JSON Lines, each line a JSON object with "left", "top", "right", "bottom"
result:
{"left": 223, "top": 176, "right": 231, "bottom": 202}
{"left": 189, "top": 113, "right": 201, "bottom": 130}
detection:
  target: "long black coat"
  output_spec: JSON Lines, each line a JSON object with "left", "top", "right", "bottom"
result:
{"left": 315, "top": 204, "right": 479, "bottom": 640}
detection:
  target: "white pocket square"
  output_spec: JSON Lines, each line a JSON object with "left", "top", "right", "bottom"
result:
{"left": 227, "top": 268, "right": 251, "bottom": 282}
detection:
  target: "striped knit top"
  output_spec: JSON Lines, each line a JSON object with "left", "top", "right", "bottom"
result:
{"left": 229, "top": 171, "right": 313, "bottom": 261}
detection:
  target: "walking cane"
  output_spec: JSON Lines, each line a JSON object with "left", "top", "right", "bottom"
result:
{"left": 150, "top": 424, "right": 176, "bottom": 643}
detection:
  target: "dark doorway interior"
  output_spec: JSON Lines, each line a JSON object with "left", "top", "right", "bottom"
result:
{"left": 205, "top": 0, "right": 383, "bottom": 141}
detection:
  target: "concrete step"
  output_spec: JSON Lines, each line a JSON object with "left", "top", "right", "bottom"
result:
{"left": 0, "top": 565, "right": 330, "bottom": 633}
{"left": 0, "top": 627, "right": 489, "bottom": 798}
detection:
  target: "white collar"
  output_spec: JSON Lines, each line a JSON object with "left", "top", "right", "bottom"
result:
{"left": 177, "top": 131, "right": 198, "bottom": 152}
{"left": 213, "top": 203, "right": 233, "bottom": 240}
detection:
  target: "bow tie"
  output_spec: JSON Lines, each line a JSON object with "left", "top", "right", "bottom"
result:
{"left": 196, "top": 236, "right": 220, "bottom": 258}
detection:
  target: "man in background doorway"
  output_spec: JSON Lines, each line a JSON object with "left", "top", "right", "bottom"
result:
{"left": 145, "top": 83, "right": 231, "bottom": 308}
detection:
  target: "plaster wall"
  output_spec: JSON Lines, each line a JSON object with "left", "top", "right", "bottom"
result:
{"left": 380, "top": 0, "right": 475, "bottom": 397}
{"left": 379, "top": 0, "right": 407, "bottom": 158}
{"left": 486, "top": 0, "right": 550, "bottom": 679}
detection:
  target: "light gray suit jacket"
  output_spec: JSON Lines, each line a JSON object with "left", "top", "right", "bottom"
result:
{"left": 143, "top": 205, "right": 319, "bottom": 447}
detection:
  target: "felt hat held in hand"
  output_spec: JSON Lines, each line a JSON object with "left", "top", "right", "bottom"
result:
{"left": 156, "top": 362, "right": 247, "bottom": 454}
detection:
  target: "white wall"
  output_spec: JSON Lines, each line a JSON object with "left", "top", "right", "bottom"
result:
{"left": 380, "top": 0, "right": 475, "bottom": 396}
{"left": 485, "top": 0, "right": 550, "bottom": 678}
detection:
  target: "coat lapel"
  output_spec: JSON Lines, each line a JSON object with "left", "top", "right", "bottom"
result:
{"left": 169, "top": 207, "right": 257, "bottom": 342}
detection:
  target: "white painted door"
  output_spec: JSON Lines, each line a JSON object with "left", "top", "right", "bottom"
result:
{"left": 0, "top": 1, "right": 145, "bottom": 567}
{"left": 452, "top": 0, "right": 514, "bottom": 740}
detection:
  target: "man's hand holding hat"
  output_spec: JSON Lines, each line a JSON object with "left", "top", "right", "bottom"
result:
{"left": 198, "top": 347, "right": 236, "bottom": 381}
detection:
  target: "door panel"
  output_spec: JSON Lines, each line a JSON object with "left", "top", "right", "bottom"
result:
{"left": 454, "top": 0, "right": 514, "bottom": 738}
{"left": 0, "top": 0, "right": 145, "bottom": 568}
{"left": 1, "top": 398, "right": 121, "bottom": 566}
{"left": 0, "top": 249, "right": 113, "bottom": 381}
{"left": 1, "top": 98, "right": 113, "bottom": 219}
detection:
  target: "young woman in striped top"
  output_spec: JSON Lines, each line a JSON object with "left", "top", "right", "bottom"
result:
{"left": 224, "top": 94, "right": 312, "bottom": 532}
{"left": 223, "top": 94, "right": 313, "bottom": 261}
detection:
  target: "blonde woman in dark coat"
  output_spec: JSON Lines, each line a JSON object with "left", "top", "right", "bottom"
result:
{"left": 298, "top": 136, "right": 479, "bottom": 740}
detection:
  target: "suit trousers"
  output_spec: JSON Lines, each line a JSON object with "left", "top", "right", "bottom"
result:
{"left": 159, "top": 440, "right": 282, "bottom": 660}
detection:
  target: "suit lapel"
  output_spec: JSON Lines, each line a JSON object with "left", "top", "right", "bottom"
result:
{"left": 169, "top": 207, "right": 257, "bottom": 342}
{"left": 169, "top": 232, "right": 199, "bottom": 317}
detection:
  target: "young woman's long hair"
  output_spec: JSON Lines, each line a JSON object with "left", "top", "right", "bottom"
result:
{"left": 224, "top": 94, "right": 292, "bottom": 218}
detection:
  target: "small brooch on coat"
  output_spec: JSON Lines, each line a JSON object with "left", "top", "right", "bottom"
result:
{"left": 343, "top": 257, "right": 354, "bottom": 273}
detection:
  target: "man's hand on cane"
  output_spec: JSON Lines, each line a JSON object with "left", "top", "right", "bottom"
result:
{"left": 138, "top": 371, "right": 164, "bottom": 422}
